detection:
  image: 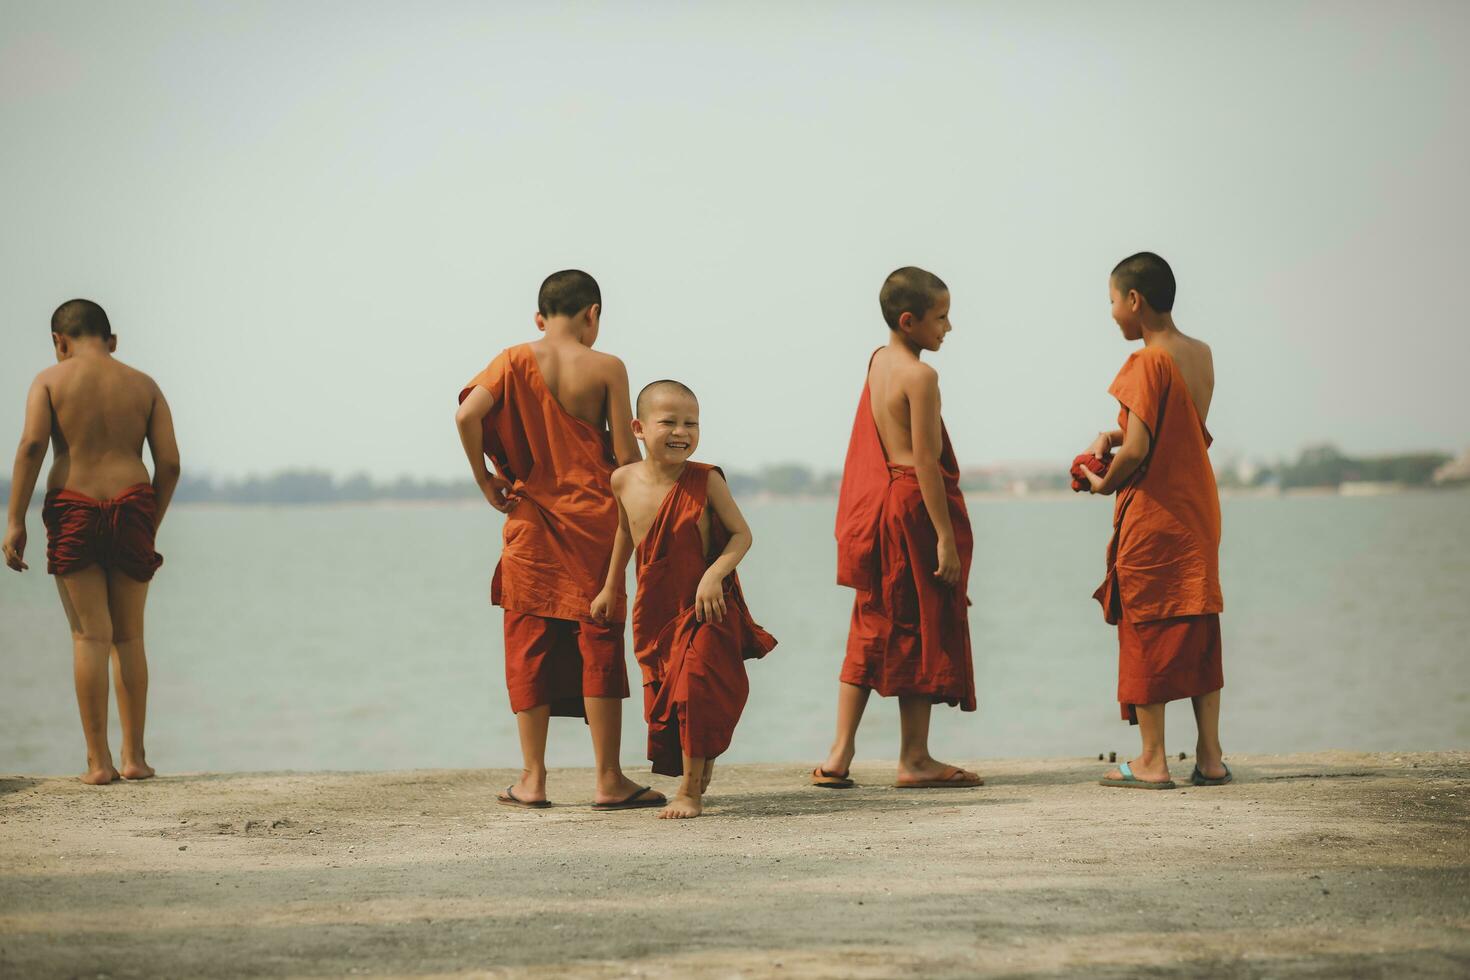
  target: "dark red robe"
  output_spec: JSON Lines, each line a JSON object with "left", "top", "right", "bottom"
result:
{"left": 632, "top": 463, "right": 776, "bottom": 777}
{"left": 43, "top": 483, "right": 163, "bottom": 581}
{"left": 834, "top": 371, "right": 975, "bottom": 711}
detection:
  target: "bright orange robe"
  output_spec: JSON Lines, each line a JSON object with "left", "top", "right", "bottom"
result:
{"left": 834, "top": 373, "right": 976, "bottom": 711}
{"left": 1094, "top": 347, "right": 1224, "bottom": 722}
{"left": 461, "top": 344, "right": 629, "bottom": 716}
{"left": 633, "top": 463, "right": 776, "bottom": 776}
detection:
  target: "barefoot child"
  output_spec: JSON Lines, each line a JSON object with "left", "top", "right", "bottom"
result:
{"left": 456, "top": 270, "right": 666, "bottom": 811}
{"left": 1075, "top": 252, "right": 1228, "bottom": 789}
{"left": 592, "top": 381, "right": 776, "bottom": 819}
{"left": 3, "top": 300, "right": 180, "bottom": 784}
{"left": 815, "top": 267, "right": 982, "bottom": 791}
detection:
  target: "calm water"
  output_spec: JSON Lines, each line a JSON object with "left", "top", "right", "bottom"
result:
{"left": 2, "top": 493, "right": 1468, "bottom": 775}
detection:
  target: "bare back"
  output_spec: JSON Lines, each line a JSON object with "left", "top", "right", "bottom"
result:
{"left": 44, "top": 356, "right": 158, "bottom": 498}
{"left": 529, "top": 339, "right": 615, "bottom": 429}
{"left": 1153, "top": 332, "right": 1215, "bottom": 424}
{"left": 866, "top": 348, "right": 934, "bottom": 467}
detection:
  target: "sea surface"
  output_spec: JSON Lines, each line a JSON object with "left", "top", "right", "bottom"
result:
{"left": 2, "top": 492, "right": 1467, "bottom": 775}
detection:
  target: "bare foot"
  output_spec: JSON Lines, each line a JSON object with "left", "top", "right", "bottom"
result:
{"left": 1194, "top": 747, "right": 1228, "bottom": 781}
{"left": 700, "top": 760, "right": 715, "bottom": 794}
{"left": 1103, "top": 756, "right": 1172, "bottom": 783}
{"left": 80, "top": 766, "right": 119, "bottom": 785}
{"left": 659, "top": 793, "right": 702, "bottom": 819}
{"left": 896, "top": 756, "right": 981, "bottom": 786}
{"left": 120, "top": 761, "right": 156, "bottom": 780}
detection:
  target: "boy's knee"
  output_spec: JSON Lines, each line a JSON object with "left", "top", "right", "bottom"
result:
{"left": 75, "top": 626, "right": 113, "bottom": 646}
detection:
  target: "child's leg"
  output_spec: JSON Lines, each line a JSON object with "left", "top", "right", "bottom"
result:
{"left": 584, "top": 696, "right": 661, "bottom": 805}
{"left": 896, "top": 695, "right": 979, "bottom": 783}
{"left": 700, "top": 758, "right": 714, "bottom": 794}
{"left": 820, "top": 681, "right": 870, "bottom": 776}
{"left": 56, "top": 567, "right": 118, "bottom": 785}
{"left": 1191, "top": 690, "right": 1226, "bottom": 778}
{"left": 511, "top": 705, "right": 551, "bottom": 802}
{"left": 660, "top": 752, "right": 705, "bottom": 819}
{"left": 1106, "top": 702, "right": 1171, "bottom": 782}
{"left": 107, "top": 569, "right": 154, "bottom": 780}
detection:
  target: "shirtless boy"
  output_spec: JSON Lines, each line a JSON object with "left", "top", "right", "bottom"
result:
{"left": 455, "top": 270, "right": 665, "bottom": 810}
{"left": 1074, "top": 252, "right": 1228, "bottom": 789}
{"left": 591, "top": 381, "right": 776, "bottom": 819}
{"left": 816, "top": 267, "right": 981, "bottom": 790}
{"left": 3, "top": 299, "right": 180, "bottom": 785}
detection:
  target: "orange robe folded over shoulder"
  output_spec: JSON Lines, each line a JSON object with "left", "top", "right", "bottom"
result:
{"left": 633, "top": 463, "right": 776, "bottom": 777}
{"left": 461, "top": 344, "right": 629, "bottom": 717}
{"left": 1094, "top": 346, "right": 1224, "bottom": 723}
{"left": 834, "top": 376, "right": 976, "bottom": 711}
{"left": 43, "top": 483, "right": 163, "bottom": 581}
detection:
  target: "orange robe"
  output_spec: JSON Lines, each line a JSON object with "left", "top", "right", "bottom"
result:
{"left": 461, "top": 344, "right": 629, "bottom": 717}
{"left": 834, "top": 373, "right": 976, "bottom": 711}
{"left": 633, "top": 463, "right": 776, "bottom": 777}
{"left": 1094, "top": 346, "right": 1224, "bottom": 723}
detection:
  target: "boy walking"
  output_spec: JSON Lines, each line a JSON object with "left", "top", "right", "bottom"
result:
{"left": 592, "top": 380, "right": 776, "bottom": 819}
{"left": 4, "top": 300, "right": 180, "bottom": 784}
{"left": 455, "top": 270, "right": 665, "bottom": 810}
{"left": 816, "top": 268, "right": 981, "bottom": 790}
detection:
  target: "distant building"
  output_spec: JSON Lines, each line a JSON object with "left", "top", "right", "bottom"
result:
{"left": 1433, "top": 449, "right": 1470, "bottom": 485}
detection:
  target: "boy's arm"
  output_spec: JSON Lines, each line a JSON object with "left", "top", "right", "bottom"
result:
{"left": 1079, "top": 411, "right": 1151, "bottom": 495}
{"left": 694, "top": 470, "right": 753, "bottom": 624}
{"left": 455, "top": 386, "right": 512, "bottom": 512}
{"left": 146, "top": 383, "right": 182, "bottom": 526}
{"left": 3, "top": 378, "right": 52, "bottom": 571}
{"left": 1087, "top": 429, "right": 1125, "bottom": 457}
{"left": 591, "top": 481, "right": 634, "bottom": 623}
{"left": 907, "top": 366, "right": 961, "bottom": 587}
{"left": 604, "top": 357, "right": 641, "bottom": 466}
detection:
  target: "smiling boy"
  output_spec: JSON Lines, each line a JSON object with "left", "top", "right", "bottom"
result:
{"left": 592, "top": 380, "right": 776, "bottom": 819}
{"left": 815, "top": 267, "right": 981, "bottom": 791}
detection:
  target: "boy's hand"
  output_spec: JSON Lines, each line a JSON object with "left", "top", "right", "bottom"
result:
{"left": 1076, "top": 465, "right": 1106, "bottom": 495}
{"left": 478, "top": 473, "right": 515, "bottom": 512}
{"left": 694, "top": 570, "right": 727, "bottom": 624}
{"left": 1087, "top": 432, "right": 1112, "bottom": 459}
{"left": 590, "top": 588, "right": 617, "bottom": 624}
{"left": 934, "top": 535, "right": 961, "bottom": 587}
{"left": 3, "top": 525, "right": 27, "bottom": 572}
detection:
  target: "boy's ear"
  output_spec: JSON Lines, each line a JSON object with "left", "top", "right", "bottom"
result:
{"left": 585, "top": 303, "right": 601, "bottom": 328}
{"left": 51, "top": 333, "right": 68, "bottom": 358}
{"left": 534, "top": 312, "right": 547, "bottom": 333}
{"left": 107, "top": 334, "right": 118, "bottom": 353}
{"left": 896, "top": 310, "right": 916, "bottom": 334}
{"left": 630, "top": 417, "right": 645, "bottom": 439}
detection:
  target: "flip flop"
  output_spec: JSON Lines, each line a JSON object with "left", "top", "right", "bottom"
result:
{"left": 1099, "top": 760, "right": 1176, "bottom": 790}
{"left": 496, "top": 785, "right": 552, "bottom": 809}
{"left": 894, "top": 765, "right": 983, "bottom": 789}
{"left": 1190, "top": 762, "right": 1233, "bottom": 786}
{"left": 811, "top": 766, "right": 855, "bottom": 789}
{"left": 591, "top": 786, "right": 667, "bottom": 811}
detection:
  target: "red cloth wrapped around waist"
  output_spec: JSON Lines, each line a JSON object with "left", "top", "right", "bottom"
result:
{"left": 42, "top": 483, "right": 163, "bottom": 581}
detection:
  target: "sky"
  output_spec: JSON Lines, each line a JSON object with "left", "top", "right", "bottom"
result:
{"left": 1, "top": 1, "right": 1466, "bottom": 480}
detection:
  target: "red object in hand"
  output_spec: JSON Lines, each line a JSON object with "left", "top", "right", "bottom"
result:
{"left": 1070, "top": 453, "right": 1110, "bottom": 492}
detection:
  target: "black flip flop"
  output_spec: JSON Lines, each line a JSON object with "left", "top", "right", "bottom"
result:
{"left": 1190, "top": 762, "right": 1233, "bottom": 786}
{"left": 591, "top": 786, "right": 666, "bottom": 810}
{"left": 811, "top": 766, "right": 855, "bottom": 789}
{"left": 496, "top": 785, "right": 551, "bottom": 809}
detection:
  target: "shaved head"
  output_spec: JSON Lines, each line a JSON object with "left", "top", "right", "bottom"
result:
{"left": 636, "top": 379, "right": 697, "bottom": 417}
{"left": 51, "top": 298, "right": 113, "bottom": 339}
{"left": 1111, "top": 252, "right": 1176, "bottom": 313}
{"left": 879, "top": 267, "right": 948, "bottom": 331}
{"left": 537, "top": 269, "right": 601, "bottom": 317}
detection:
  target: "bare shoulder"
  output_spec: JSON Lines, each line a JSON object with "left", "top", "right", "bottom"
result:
{"left": 32, "top": 362, "right": 65, "bottom": 389}
{"left": 119, "top": 359, "right": 163, "bottom": 393}
{"left": 705, "top": 465, "right": 730, "bottom": 494}
{"left": 898, "top": 358, "right": 940, "bottom": 395}
{"left": 610, "top": 461, "right": 638, "bottom": 491}
{"left": 588, "top": 349, "right": 628, "bottom": 379}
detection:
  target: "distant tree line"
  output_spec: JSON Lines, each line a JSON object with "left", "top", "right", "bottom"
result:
{"left": 0, "top": 447, "right": 1460, "bottom": 507}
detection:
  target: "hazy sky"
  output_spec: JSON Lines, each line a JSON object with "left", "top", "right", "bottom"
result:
{"left": 2, "top": 2, "right": 1466, "bottom": 480}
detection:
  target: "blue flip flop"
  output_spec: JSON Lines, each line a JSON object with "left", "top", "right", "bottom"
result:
{"left": 1099, "top": 760, "right": 1176, "bottom": 790}
{"left": 1190, "top": 762, "right": 1233, "bottom": 786}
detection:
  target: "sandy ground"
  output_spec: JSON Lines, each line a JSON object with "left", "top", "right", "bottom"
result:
{"left": 1, "top": 752, "right": 1467, "bottom": 979}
